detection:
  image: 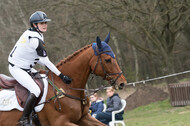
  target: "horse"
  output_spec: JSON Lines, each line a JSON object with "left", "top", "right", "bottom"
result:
{"left": 0, "top": 33, "right": 127, "bottom": 126}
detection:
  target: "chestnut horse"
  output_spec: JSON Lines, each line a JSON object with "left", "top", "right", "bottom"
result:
{"left": 0, "top": 33, "right": 127, "bottom": 126}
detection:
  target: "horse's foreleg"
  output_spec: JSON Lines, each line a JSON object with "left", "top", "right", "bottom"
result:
{"left": 48, "top": 115, "right": 79, "bottom": 126}
{"left": 52, "top": 120, "right": 79, "bottom": 126}
{"left": 54, "top": 121, "right": 79, "bottom": 126}
{"left": 77, "top": 113, "right": 107, "bottom": 126}
{"left": 38, "top": 106, "right": 80, "bottom": 126}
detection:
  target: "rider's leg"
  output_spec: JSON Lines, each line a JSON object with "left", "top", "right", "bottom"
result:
{"left": 20, "top": 93, "right": 37, "bottom": 121}
{"left": 9, "top": 65, "right": 41, "bottom": 124}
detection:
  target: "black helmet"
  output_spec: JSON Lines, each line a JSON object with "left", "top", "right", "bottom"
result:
{"left": 29, "top": 11, "right": 51, "bottom": 27}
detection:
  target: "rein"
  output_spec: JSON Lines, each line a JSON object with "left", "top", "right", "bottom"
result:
{"left": 48, "top": 78, "right": 87, "bottom": 101}
{"left": 37, "top": 72, "right": 87, "bottom": 111}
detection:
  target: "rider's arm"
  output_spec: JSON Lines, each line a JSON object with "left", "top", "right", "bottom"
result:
{"left": 39, "top": 56, "right": 61, "bottom": 76}
{"left": 36, "top": 58, "right": 45, "bottom": 66}
{"left": 30, "top": 38, "right": 72, "bottom": 84}
{"left": 30, "top": 37, "right": 61, "bottom": 76}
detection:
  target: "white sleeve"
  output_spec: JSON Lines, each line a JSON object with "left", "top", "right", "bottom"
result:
{"left": 31, "top": 68, "right": 38, "bottom": 73}
{"left": 39, "top": 56, "right": 61, "bottom": 76}
{"left": 30, "top": 38, "right": 39, "bottom": 49}
{"left": 37, "top": 59, "right": 45, "bottom": 66}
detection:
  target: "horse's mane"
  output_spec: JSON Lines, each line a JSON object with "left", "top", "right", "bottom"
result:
{"left": 56, "top": 44, "right": 92, "bottom": 67}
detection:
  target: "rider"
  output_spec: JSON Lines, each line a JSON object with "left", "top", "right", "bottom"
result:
{"left": 8, "top": 11, "right": 72, "bottom": 125}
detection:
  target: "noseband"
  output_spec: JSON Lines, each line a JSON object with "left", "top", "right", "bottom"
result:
{"left": 92, "top": 50, "right": 122, "bottom": 86}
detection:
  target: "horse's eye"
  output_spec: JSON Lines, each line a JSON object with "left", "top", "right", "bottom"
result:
{"left": 105, "top": 59, "right": 111, "bottom": 63}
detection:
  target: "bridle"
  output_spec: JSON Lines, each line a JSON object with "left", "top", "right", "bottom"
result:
{"left": 68, "top": 49, "right": 122, "bottom": 105}
{"left": 68, "top": 49, "right": 123, "bottom": 97}
{"left": 91, "top": 50, "right": 123, "bottom": 86}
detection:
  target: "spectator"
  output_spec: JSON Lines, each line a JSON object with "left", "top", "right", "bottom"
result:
{"left": 89, "top": 93, "right": 104, "bottom": 117}
{"left": 96, "top": 87, "right": 124, "bottom": 125}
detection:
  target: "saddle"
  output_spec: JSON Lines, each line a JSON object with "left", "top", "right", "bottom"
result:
{"left": 0, "top": 73, "right": 44, "bottom": 108}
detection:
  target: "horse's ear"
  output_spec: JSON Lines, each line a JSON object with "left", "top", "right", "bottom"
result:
{"left": 96, "top": 36, "right": 102, "bottom": 49}
{"left": 104, "top": 32, "right": 110, "bottom": 43}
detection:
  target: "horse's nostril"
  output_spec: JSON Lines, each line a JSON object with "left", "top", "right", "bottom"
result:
{"left": 119, "top": 83, "right": 124, "bottom": 89}
{"left": 120, "top": 83, "right": 124, "bottom": 87}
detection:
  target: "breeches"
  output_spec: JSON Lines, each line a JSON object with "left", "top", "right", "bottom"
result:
{"left": 9, "top": 65, "right": 41, "bottom": 97}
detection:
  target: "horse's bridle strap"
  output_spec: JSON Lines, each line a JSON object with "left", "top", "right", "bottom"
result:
{"left": 92, "top": 50, "right": 122, "bottom": 85}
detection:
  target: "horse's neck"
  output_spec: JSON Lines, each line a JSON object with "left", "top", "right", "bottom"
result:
{"left": 58, "top": 47, "right": 94, "bottom": 89}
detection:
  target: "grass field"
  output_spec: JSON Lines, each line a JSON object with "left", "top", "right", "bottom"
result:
{"left": 124, "top": 99, "right": 190, "bottom": 126}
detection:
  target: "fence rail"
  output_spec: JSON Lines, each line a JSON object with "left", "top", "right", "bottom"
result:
{"left": 126, "top": 70, "right": 190, "bottom": 86}
{"left": 168, "top": 82, "right": 190, "bottom": 106}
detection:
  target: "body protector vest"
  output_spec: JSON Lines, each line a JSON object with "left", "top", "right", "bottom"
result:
{"left": 8, "top": 29, "right": 47, "bottom": 69}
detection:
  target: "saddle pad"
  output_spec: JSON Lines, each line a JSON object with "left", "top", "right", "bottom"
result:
{"left": 0, "top": 74, "right": 48, "bottom": 112}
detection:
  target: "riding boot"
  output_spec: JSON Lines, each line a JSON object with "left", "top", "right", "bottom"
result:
{"left": 19, "top": 93, "right": 38, "bottom": 126}
{"left": 30, "top": 110, "right": 41, "bottom": 126}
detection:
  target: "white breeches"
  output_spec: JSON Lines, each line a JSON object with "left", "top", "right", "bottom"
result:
{"left": 9, "top": 65, "right": 41, "bottom": 97}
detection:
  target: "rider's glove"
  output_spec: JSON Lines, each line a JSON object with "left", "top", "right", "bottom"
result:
{"left": 59, "top": 73, "right": 72, "bottom": 84}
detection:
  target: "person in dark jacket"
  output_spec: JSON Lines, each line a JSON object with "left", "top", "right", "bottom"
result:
{"left": 89, "top": 93, "right": 104, "bottom": 117}
{"left": 96, "top": 87, "right": 124, "bottom": 125}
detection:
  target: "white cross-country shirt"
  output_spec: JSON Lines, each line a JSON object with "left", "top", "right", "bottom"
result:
{"left": 8, "top": 29, "right": 61, "bottom": 76}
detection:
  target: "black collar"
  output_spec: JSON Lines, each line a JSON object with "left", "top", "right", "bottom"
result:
{"left": 29, "top": 27, "right": 42, "bottom": 37}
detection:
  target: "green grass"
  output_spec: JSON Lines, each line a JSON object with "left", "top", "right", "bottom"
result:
{"left": 123, "top": 99, "right": 190, "bottom": 126}
{"left": 179, "top": 77, "right": 190, "bottom": 82}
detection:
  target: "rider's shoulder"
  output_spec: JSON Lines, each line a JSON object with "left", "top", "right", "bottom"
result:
{"left": 25, "top": 29, "right": 42, "bottom": 39}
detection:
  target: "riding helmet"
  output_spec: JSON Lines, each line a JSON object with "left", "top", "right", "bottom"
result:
{"left": 29, "top": 11, "right": 51, "bottom": 27}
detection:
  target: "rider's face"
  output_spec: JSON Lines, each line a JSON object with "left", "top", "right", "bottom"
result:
{"left": 33, "top": 22, "right": 48, "bottom": 33}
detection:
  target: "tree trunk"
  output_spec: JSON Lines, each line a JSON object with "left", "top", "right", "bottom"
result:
{"left": 132, "top": 45, "right": 139, "bottom": 81}
{"left": 112, "top": 35, "right": 123, "bottom": 69}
